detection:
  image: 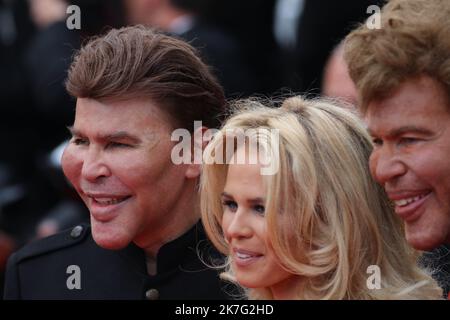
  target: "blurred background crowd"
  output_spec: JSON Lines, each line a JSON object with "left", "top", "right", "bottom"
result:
{"left": 0, "top": 0, "right": 384, "bottom": 295}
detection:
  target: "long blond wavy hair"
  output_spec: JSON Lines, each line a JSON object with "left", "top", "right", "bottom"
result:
{"left": 200, "top": 96, "right": 442, "bottom": 299}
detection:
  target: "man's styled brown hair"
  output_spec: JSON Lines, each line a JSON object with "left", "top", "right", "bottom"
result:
{"left": 66, "top": 25, "right": 226, "bottom": 130}
{"left": 344, "top": 0, "right": 450, "bottom": 112}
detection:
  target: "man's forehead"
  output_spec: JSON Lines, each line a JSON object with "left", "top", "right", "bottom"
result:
{"left": 75, "top": 97, "right": 170, "bottom": 122}
{"left": 365, "top": 105, "right": 440, "bottom": 140}
{"left": 364, "top": 104, "right": 401, "bottom": 138}
{"left": 74, "top": 98, "right": 172, "bottom": 133}
{"left": 366, "top": 99, "right": 450, "bottom": 135}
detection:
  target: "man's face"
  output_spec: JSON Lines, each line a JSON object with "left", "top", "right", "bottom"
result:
{"left": 366, "top": 76, "right": 450, "bottom": 250}
{"left": 62, "top": 98, "right": 194, "bottom": 250}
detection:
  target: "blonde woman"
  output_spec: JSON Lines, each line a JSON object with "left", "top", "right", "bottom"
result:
{"left": 200, "top": 96, "right": 442, "bottom": 299}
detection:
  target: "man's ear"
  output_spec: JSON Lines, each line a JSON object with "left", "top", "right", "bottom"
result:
{"left": 185, "top": 126, "right": 209, "bottom": 179}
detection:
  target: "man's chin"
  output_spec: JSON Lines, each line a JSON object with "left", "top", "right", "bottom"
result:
{"left": 91, "top": 221, "right": 132, "bottom": 250}
{"left": 405, "top": 229, "right": 444, "bottom": 251}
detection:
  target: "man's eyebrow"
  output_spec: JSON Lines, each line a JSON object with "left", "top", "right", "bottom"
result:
{"left": 389, "top": 126, "right": 434, "bottom": 138}
{"left": 66, "top": 127, "right": 142, "bottom": 144}
{"left": 99, "top": 131, "right": 142, "bottom": 144}
{"left": 367, "top": 126, "right": 433, "bottom": 138}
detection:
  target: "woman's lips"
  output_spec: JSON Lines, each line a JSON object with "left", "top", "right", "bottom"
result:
{"left": 232, "top": 248, "right": 263, "bottom": 267}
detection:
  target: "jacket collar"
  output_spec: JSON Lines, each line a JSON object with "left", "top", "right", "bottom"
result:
{"left": 118, "top": 220, "right": 212, "bottom": 276}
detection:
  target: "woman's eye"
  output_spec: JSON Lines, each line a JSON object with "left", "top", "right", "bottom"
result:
{"left": 222, "top": 200, "right": 238, "bottom": 212}
{"left": 253, "top": 205, "right": 265, "bottom": 216}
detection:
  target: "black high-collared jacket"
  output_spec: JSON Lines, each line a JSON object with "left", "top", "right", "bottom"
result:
{"left": 3, "top": 222, "right": 230, "bottom": 300}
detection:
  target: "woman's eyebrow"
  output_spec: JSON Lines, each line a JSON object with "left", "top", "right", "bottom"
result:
{"left": 248, "top": 198, "right": 265, "bottom": 204}
{"left": 221, "top": 192, "right": 233, "bottom": 199}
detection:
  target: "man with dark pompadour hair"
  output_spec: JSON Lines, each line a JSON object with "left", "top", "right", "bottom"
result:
{"left": 4, "top": 25, "right": 230, "bottom": 300}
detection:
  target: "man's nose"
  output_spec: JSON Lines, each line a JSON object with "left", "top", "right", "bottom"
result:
{"left": 81, "top": 147, "right": 111, "bottom": 182}
{"left": 371, "top": 147, "right": 406, "bottom": 185}
{"left": 226, "top": 210, "right": 253, "bottom": 240}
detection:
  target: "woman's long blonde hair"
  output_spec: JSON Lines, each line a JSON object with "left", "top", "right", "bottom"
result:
{"left": 200, "top": 96, "right": 442, "bottom": 299}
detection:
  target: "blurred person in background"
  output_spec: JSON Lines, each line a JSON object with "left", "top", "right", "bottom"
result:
{"left": 123, "top": 0, "right": 256, "bottom": 97}
{"left": 289, "top": 0, "right": 384, "bottom": 95}
{"left": 0, "top": 0, "right": 124, "bottom": 296}
{"left": 200, "top": 0, "right": 284, "bottom": 95}
{"left": 0, "top": 0, "right": 63, "bottom": 294}
{"left": 24, "top": 0, "right": 124, "bottom": 239}
{"left": 202, "top": 0, "right": 383, "bottom": 96}
{"left": 321, "top": 42, "right": 358, "bottom": 107}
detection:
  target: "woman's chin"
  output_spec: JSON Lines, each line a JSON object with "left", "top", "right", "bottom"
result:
{"left": 235, "top": 274, "right": 262, "bottom": 289}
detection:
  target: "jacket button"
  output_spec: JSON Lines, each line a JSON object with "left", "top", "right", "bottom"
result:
{"left": 70, "top": 225, "right": 83, "bottom": 238}
{"left": 145, "top": 289, "right": 159, "bottom": 300}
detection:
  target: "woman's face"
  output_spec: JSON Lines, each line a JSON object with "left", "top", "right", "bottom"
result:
{"left": 221, "top": 147, "right": 296, "bottom": 296}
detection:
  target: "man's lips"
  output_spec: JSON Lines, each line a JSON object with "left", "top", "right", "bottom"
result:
{"left": 84, "top": 193, "right": 132, "bottom": 222}
{"left": 89, "top": 195, "right": 131, "bottom": 206}
{"left": 386, "top": 190, "right": 431, "bottom": 222}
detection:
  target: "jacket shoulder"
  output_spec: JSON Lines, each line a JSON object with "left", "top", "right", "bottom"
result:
{"left": 13, "top": 223, "right": 91, "bottom": 264}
